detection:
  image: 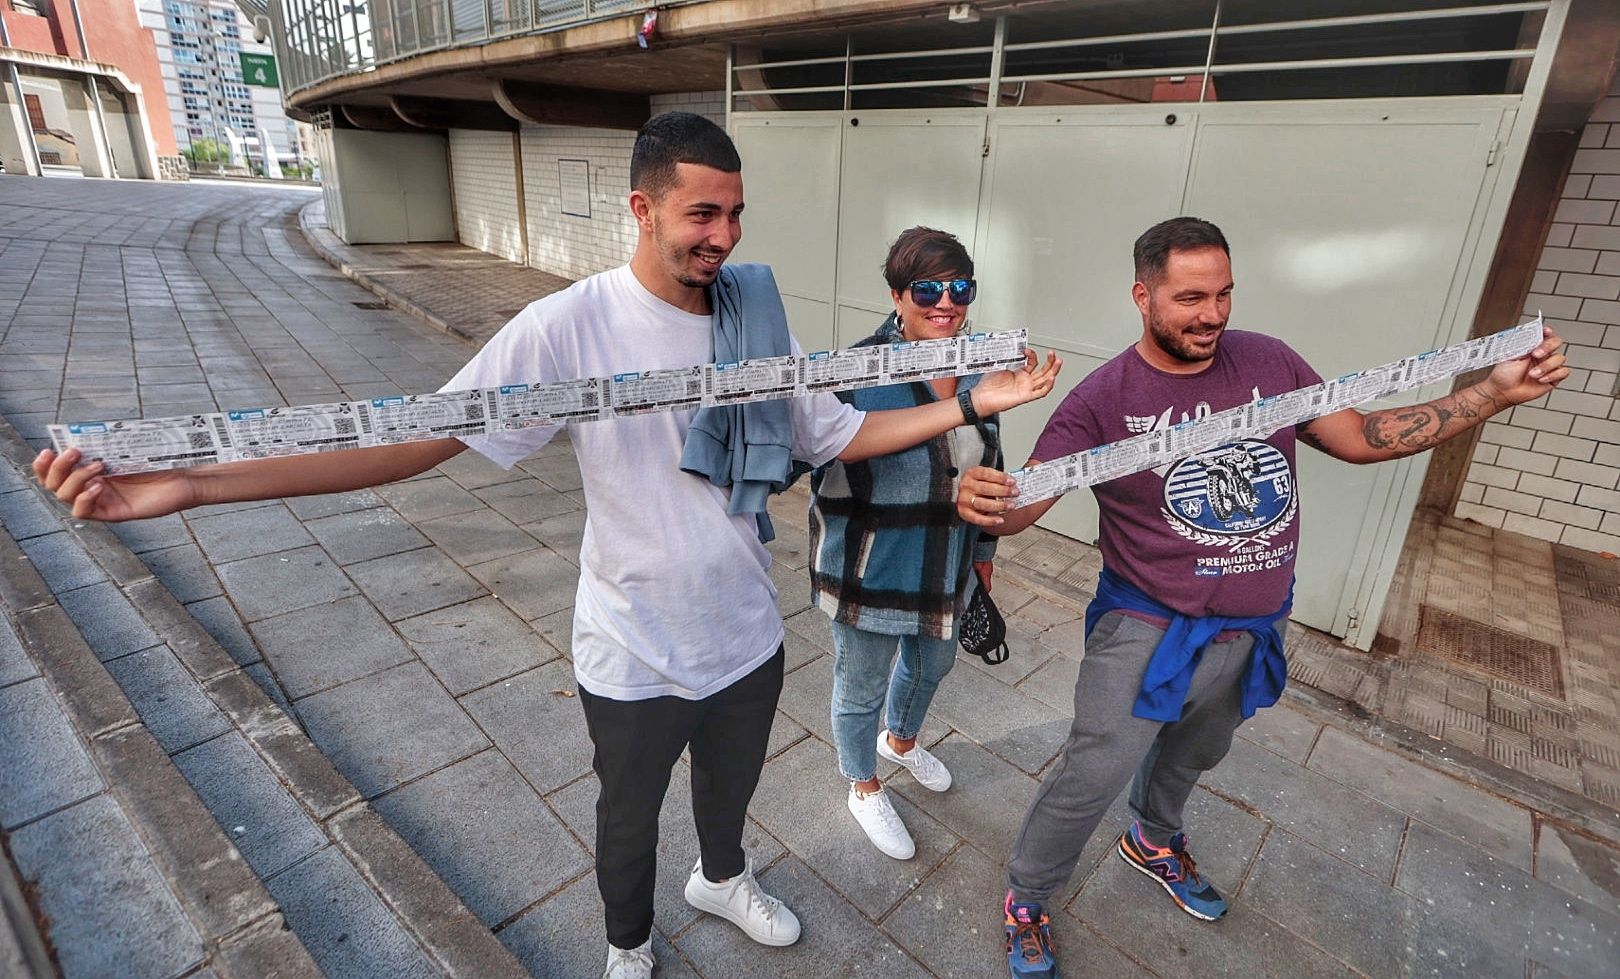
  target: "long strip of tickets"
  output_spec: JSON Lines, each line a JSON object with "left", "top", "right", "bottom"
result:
{"left": 48, "top": 330, "right": 1031, "bottom": 475}
{"left": 1007, "top": 316, "right": 1543, "bottom": 508}
{"left": 48, "top": 319, "right": 1544, "bottom": 507}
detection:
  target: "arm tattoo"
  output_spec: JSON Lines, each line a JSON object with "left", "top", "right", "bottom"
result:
{"left": 1360, "top": 384, "right": 1506, "bottom": 458}
{"left": 1297, "top": 426, "right": 1330, "bottom": 454}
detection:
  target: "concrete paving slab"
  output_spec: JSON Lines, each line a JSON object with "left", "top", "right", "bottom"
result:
{"left": 173, "top": 732, "right": 326, "bottom": 879}
{"left": 534, "top": 605, "right": 574, "bottom": 658}
{"left": 0, "top": 611, "right": 36, "bottom": 687}
{"left": 396, "top": 596, "right": 555, "bottom": 696}
{"left": 304, "top": 506, "right": 431, "bottom": 565}
{"left": 1232, "top": 701, "right": 1323, "bottom": 764}
{"left": 0, "top": 678, "right": 104, "bottom": 829}
{"left": 1307, "top": 726, "right": 1534, "bottom": 871}
{"left": 416, "top": 507, "right": 539, "bottom": 567}
{"left": 887, "top": 735, "right": 1040, "bottom": 862}
{"left": 18, "top": 531, "right": 107, "bottom": 593}
{"left": 1201, "top": 736, "right": 1407, "bottom": 880}
{"left": 56, "top": 581, "right": 160, "bottom": 662}
{"left": 183, "top": 595, "right": 262, "bottom": 667}
{"left": 750, "top": 738, "right": 960, "bottom": 918}
{"left": 294, "top": 661, "right": 489, "bottom": 798}
{"left": 373, "top": 750, "right": 591, "bottom": 927}
{"left": 767, "top": 709, "right": 809, "bottom": 760}
{"left": 923, "top": 661, "right": 1069, "bottom": 775}
{"left": 1248, "top": 829, "right": 1520, "bottom": 978}
{"left": 248, "top": 594, "right": 415, "bottom": 699}
{"left": 436, "top": 450, "right": 530, "bottom": 491}
{"left": 108, "top": 512, "right": 192, "bottom": 554}
{"left": 284, "top": 489, "right": 385, "bottom": 521}
{"left": 186, "top": 503, "right": 315, "bottom": 564}
{"left": 215, "top": 545, "right": 358, "bottom": 621}
{"left": 9, "top": 796, "right": 205, "bottom": 979}
{"left": 139, "top": 541, "right": 225, "bottom": 604}
{"left": 466, "top": 547, "right": 578, "bottom": 622}
{"left": 104, "top": 645, "right": 231, "bottom": 754}
{"left": 461, "top": 660, "right": 594, "bottom": 794}
{"left": 1014, "top": 650, "right": 1080, "bottom": 715}
{"left": 266, "top": 847, "right": 438, "bottom": 979}
{"left": 677, "top": 857, "right": 931, "bottom": 978}
{"left": 496, "top": 873, "right": 692, "bottom": 979}
{"left": 346, "top": 546, "right": 488, "bottom": 621}
{"left": 1535, "top": 823, "right": 1620, "bottom": 915}
{"left": 769, "top": 562, "right": 814, "bottom": 618}
{"left": 522, "top": 509, "right": 586, "bottom": 565}
{"left": 375, "top": 475, "right": 488, "bottom": 523}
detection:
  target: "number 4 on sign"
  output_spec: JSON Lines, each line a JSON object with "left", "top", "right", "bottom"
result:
{"left": 253, "top": 68, "right": 266, "bottom": 84}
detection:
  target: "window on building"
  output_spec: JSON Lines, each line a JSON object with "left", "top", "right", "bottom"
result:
{"left": 24, "top": 94, "right": 46, "bottom": 131}
{"left": 9, "top": 0, "right": 48, "bottom": 17}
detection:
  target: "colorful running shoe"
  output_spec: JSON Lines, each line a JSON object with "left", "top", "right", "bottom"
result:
{"left": 1003, "top": 891, "right": 1059, "bottom": 978}
{"left": 1116, "top": 820, "right": 1228, "bottom": 920}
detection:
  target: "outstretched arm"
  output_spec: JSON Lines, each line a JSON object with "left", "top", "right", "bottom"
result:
{"left": 1298, "top": 325, "right": 1569, "bottom": 465}
{"left": 33, "top": 438, "right": 467, "bottom": 522}
{"left": 838, "top": 349, "right": 1062, "bottom": 462}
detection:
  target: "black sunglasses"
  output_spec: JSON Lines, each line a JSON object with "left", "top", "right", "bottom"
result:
{"left": 908, "top": 278, "right": 977, "bottom": 307}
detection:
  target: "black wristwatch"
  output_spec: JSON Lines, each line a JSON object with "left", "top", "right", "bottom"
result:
{"left": 958, "top": 388, "right": 981, "bottom": 426}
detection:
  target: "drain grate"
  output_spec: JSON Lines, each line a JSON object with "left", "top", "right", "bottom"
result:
{"left": 1416, "top": 604, "right": 1564, "bottom": 698}
{"left": 351, "top": 300, "right": 389, "bottom": 310}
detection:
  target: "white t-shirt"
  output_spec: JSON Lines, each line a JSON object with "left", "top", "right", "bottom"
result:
{"left": 443, "top": 265, "right": 865, "bottom": 701}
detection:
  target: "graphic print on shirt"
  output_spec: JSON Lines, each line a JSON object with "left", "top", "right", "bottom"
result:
{"left": 1132, "top": 396, "right": 1298, "bottom": 578}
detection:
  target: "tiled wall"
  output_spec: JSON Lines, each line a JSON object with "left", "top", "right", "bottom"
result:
{"left": 447, "top": 129, "right": 524, "bottom": 264}
{"left": 516, "top": 91, "right": 726, "bottom": 280}
{"left": 1457, "top": 74, "right": 1620, "bottom": 553}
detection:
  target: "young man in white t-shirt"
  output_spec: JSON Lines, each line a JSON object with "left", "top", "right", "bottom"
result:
{"left": 35, "top": 112, "right": 1060, "bottom": 977}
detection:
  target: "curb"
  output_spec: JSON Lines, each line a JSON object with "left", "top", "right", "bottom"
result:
{"left": 294, "top": 201, "right": 479, "bottom": 345}
{"left": 0, "top": 419, "right": 528, "bottom": 978}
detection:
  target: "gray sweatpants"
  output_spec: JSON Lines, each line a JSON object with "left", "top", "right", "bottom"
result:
{"left": 1008, "top": 610, "right": 1263, "bottom": 904}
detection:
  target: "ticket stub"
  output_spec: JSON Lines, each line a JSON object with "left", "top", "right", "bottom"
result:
{"left": 608, "top": 367, "right": 707, "bottom": 416}
{"left": 48, "top": 415, "right": 230, "bottom": 474}
{"left": 803, "top": 347, "right": 885, "bottom": 392}
{"left": 1007, "top": 318, "right": 1543, "bottom": 507}
{"left": 362, "top": 390, "right": 496, "bottom": 444}
{"left": 710, "top": 355, "right": 799, "bottom": 405}
{"left": 494, "top": 379, "right": 606, "bottom": 429}
{"left": 960, "top": 331, "right": 1030, "bottom": 372}
{"left": 227, "top": 403, "right": 363, "bottom": 460}
{"left": 886, "top": 338, "right": 961, "bottom": 382}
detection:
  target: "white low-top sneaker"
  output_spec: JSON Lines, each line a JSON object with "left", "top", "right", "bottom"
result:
{"left": 847, "top": 785, "right": 916, "bottom": 860}
{"left": 683, "top": 856, "right": 801, "bottom": 947}
{"left": 602, "top": 939, "right": 654, "bottom": 978}
{"left": 877, "top": 731, "right": 952, "bottom": 791}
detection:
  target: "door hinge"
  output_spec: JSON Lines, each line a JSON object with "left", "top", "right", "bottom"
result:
{"left": 982, "top": 137, "right": 991, "bottom": 158}
{"left": 1485, "top": 140, "right": 1502, "bottom": 167}
{"left": 1345, "top": 608, "right": 1361, "bottom": 631}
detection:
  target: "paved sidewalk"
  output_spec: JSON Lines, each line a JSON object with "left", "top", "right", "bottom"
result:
{"left": 2, "top": 174, "right": 1618, "bottom": 978}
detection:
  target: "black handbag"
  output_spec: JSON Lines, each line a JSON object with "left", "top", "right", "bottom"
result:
{"left": 959, "top": 569, "right": 1009, "bottom": 665}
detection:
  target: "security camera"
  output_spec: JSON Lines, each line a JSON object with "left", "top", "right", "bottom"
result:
{"left": 253, "top": 15, "right": 270, "bottom": 44}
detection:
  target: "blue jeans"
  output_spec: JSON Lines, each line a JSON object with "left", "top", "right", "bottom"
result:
{"left": 829, "top": 621, "right": 958, "bottom": 781}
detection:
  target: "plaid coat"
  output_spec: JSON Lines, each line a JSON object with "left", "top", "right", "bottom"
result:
{"left": 808, "top": 315, "right": 1001, "bottom": 639}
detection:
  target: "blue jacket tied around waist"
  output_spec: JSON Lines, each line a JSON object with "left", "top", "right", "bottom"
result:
{"left": 1086, "top": 567, "right": 1291, "bottom": 722}
{"left": 679, "top": 264, "right": 808, "bottom": 543}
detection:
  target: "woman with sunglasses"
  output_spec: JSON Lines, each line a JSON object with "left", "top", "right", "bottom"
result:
{"left": 808, "top": 226, "right": 1056, "bottom": 859}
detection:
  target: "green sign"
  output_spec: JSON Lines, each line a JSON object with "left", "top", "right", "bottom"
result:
{"left": 239, "top": 53, "right": 279, "bottom": 88}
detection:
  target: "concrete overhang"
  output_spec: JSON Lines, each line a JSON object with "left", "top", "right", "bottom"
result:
{"left": 0, "top": 49, "right": 146, "bottom": 97}
{"left": 289, "top": 0, "right": 1062, "bottom": 113}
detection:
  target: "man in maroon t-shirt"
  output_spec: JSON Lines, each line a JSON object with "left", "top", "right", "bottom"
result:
{"left": 958, "top": 218, "right": 1568, "bottom": 979}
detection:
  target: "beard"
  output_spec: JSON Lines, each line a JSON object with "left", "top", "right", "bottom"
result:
{"left": 1147, "top": 299, "right": 1224, "bottom": 363}
{"left": 653, "top": 219, "right": 723, "bottom": 288}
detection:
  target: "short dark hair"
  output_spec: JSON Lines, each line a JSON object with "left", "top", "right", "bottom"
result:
{"left": 1133, "top": 217, "right": 1230, "bottom": 285}
{"left": 630, "top": 112, "right": 742, "bottom": 198}
{"left": 882, "top": 226, "right": 974, "bottom": 293}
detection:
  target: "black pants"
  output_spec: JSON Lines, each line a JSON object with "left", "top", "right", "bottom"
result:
{"left": 577, "top": 646, "right": 784, "bottom": 950}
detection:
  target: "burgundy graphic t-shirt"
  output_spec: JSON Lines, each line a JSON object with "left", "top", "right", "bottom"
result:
{"left": 1032, "top": 330, "right": 1322, "bottom": 618}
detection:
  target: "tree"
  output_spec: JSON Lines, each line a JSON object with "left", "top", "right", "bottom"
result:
{"left": 183, "top": 138, "right": 230, "bottom": 165}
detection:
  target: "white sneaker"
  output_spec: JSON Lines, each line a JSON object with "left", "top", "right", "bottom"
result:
{"left": 683, "top": 856, "right": 801, "bottom": 947}
{"left": 877, "top": 730, "right": 952, "bottom": 791}
{"left": 602, "top": 939, "right": 654, "bottom": 978}
{"left": 847, "top": 785, "right": 916, "bottom": 860}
